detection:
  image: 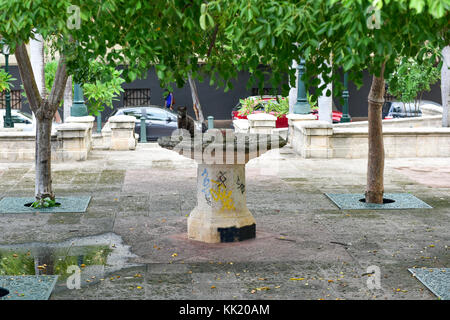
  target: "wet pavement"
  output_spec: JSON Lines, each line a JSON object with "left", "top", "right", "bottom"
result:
{"left": 0, "top": 143, "right": 449, "bottom": 300}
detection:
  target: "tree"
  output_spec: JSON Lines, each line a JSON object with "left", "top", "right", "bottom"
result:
{"left": 188, "top": 72, "right": 205, "bottom": 122}
{"left": 0, "top": 0, "right": 130, "bottom": 201}
{"left": 82, "top": 62, "right": 125, "bottom": 116}
{"left": 45, "top": 60, "right": 125, "bottom": 116}
{"left": 387, "top": 57, "right": 441, "bottom": 116}
{"left": 442, "top": 46, "right": 450, "bottom": 127}
{"left": 198, "top": 0, "right": 448, "bottom": 203}
{"left": 0, "top": 0, "right": 230, "bottom": 201}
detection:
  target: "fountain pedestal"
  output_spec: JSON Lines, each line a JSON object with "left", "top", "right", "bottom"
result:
{"left": 158, "top": 129, "right": 286, "bottom": 243}
{"left": 190, "top": 163, "right": 255, "bottom": 243}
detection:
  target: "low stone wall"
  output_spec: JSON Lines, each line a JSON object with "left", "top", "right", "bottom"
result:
{"left": 247, "top": 113, "right": 277, "bottom": 134}
{"left": 0, "top": 115, "right": 138, "bottom": 162}
{"left": 333, "top": 127, "right": 450, "bottom": 158}
{"left": 334, "top": 115, "right": 442, "bottom": 129}
{"left": 0, "top": 122, "right": 90, "bottom": 161}
{"left": 292, "top": 121, "right": 333, "bottom": 158}
{"left": 92, "top": 116, "right": 138, "bottom": 150}
{"left": 55, "top": 122, "right": 91, "bottom": 161}
{"left": 292, "top": 120, "right": 450, "bottom": 159}
{"left": 65, "top": 116, "right": 95, "bottom": 151}
{"left": 334, "top": 104, "right": 443, "bottom": 129}
{"left": 0, "top": 131, "right": 44, "bottom": 161}
{"left": 232, "top": 119, "right": 249, "bottom": 133}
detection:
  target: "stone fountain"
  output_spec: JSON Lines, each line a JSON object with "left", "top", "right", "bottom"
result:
{"left": 158, "top": 129, "right": 286, "bottom": 243}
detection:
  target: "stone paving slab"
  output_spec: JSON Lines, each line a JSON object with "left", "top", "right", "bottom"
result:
{"left": 0, "top": 144, "right": 448, "bottom": 300}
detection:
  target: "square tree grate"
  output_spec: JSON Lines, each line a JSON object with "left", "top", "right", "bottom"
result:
{"left": 0, "top": 196, "right": 91, "bottom": 214}
{"left": 324, "top": 193, "right": 432, "bottom": 210}
{"left": 408, "top": 268, "right": 450, "bottom": 300}
{"left": 0, "top": 275, "right": 58, "bottom": 300}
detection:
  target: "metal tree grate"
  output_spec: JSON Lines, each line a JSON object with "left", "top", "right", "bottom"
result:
{"left": 409, "top": 268, "right": 450, "bottom": 300}
{"left": 324, "top": 193, "right": 432, "bottom": 210}
{"left": 0, "top": 275, "right": 58, "bottom": 300}
{"left": 0, "top": 196, "right": 91, "bottom": 214}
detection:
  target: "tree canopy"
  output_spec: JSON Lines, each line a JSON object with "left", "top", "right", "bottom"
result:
{"left": 1, "top": 0, "right": 447, "bottom": 99}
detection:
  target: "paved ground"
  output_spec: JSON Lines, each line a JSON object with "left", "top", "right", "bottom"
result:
{"left": 0, "top": 143, "right": 449, "bottom": 300}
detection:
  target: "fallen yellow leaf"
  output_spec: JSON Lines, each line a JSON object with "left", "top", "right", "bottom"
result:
{"left": 256, "top": 286, "right": 270, "bottom": 291}
{"left": 290, "top": 278, "right": 305, "bottom": 281}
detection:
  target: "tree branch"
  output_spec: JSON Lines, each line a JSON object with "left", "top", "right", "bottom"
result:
{"left": 14, "top": 42, "right": 42, "bottom": 113}
{"left": 48, "top": 54, "right": 68, "bottom": 113}
{"left": 207, "top": 24, "right": 219, "bottom": 58}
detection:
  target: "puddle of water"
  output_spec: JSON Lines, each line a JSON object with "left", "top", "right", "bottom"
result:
{"left": 0, "top": 233, "right": 141, "bottom": 292}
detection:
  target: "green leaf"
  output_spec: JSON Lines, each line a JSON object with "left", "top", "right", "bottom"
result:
{"left": 258, "top": 38, "right": 266, "bottom": 50}
{"left": 200, "top": 14, "right": 207, "bottom": 30}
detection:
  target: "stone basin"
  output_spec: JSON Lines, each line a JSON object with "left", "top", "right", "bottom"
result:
{"left": 158, "top": 129, "right": 286, "bottom": 243}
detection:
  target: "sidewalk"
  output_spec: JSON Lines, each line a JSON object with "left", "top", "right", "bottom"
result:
{"left": 0, "top": 143, "right": 449, "bottom": 300}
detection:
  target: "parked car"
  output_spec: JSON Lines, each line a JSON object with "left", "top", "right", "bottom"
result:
{"left": 111, "top": 106, "right": 205, "bottom": 141}
{"left": 0, "top": 109, "right": 33, "bottom": 130}
{"left": 0, "top": 109, "right": 63, "bottom": 132}
{"left": 383, "top": 100, "right": 441, "bottom": 119}
{"left": 311, "top": 109, "right": 343, "bottom": 123}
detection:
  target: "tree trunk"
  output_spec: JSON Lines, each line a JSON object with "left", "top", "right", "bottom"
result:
{"left": 442, "top": 46, "right": 450, "bottom": 127}
{"left": 188, "top": 72, "right": 204, "bottom": 123}
{"left": 318, "top": 59, "right": 333, "bottom": 123}
{"left": 15, "top": 42, "right": 68, "bottom": 202}
{"left": 365, "top": 63, "right": 386, "bottom": 204}
{"left": 35, "top": 115, "right": 54, "bottom": 200}
{"left": 63, "top": 76, "right": 73, "bottom": 122}
{"left": 30, "top": 34, "right": 46, "bottom": 96}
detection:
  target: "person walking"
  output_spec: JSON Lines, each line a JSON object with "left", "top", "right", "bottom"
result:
{"left": 164, "top": 90, "right": 174, "bottom": 111}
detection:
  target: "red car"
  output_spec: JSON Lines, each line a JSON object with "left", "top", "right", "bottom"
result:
{"left": 311, "top": 109, "right": 344, "bottom": 123}
{"left": 231, "top": 96, "right": 344, "bottom": 127}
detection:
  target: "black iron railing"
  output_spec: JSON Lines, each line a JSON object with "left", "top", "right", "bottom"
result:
{"left": 123, "top": 88, "right": 151, "bottom": 107}
{"left": 0, "top": 89, "right": 22, "bottom": 109}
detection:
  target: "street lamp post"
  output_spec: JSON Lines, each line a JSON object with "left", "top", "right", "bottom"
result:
{"left": 340, "top": 72, "right": 352, "bottom": 123}
{"left": 96, "top": 113, "right": 102, "bottom": 133}
{"left": 1, "top": 41, "right": 13, "bottom": 128}
{"left": 293, "top": 58, "right": 311, "bottom": 114}
{"left": 70, "top": 83, "right": 88, "bottom": 117}
{"left": 140, "top": 107, "right": 147, "bottom": 143}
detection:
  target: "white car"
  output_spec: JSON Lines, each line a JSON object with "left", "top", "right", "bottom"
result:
{"left": 0, "top": 109, "right": 33, "bottom": 130}
{"left": 0, "top": 109, "right": 61, "bottom": 131}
